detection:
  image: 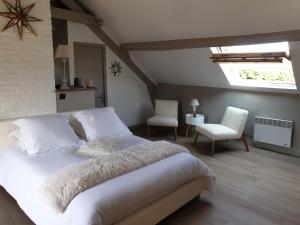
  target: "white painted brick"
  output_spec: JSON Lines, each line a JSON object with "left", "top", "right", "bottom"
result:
{"left": 0, "top": 0, "right": 56, "bottom": 119}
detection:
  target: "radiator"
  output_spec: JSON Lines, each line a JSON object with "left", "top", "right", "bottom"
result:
{"left": 254, "top": 117, "right": 293, "bottom": 148}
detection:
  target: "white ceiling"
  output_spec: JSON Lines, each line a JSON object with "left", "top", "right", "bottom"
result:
{"left": 79, "top": 0, "right": 300, "bottom": 43}
{"left": 78, "top": 0, "right": 300, "bottom": 92}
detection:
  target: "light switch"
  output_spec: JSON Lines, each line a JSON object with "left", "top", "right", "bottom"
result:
{"left": 59, "top": 93, "right": 66, "bottom": 100}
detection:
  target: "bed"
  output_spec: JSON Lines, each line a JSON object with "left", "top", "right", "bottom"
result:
{"left": 0, "top": 111, "right": 215, "bottom": 225}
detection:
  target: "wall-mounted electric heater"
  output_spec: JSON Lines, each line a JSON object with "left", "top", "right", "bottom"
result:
{"left": 254, "top": 117, "right": 293, "bottom": 148}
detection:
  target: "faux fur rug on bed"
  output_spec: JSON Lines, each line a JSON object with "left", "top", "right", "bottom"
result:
{"left": 77, "top": 137, "right": 125, "bottom": 156}
{"left": 39, "top": 140, "right": 188, "bottom": 213}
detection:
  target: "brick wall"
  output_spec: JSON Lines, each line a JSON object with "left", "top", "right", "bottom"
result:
{"left": 0, "top": 0, "right": 56, "bottom": 119}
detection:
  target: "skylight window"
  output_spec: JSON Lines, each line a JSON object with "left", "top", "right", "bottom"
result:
{"left": 210, "top": 42, "right": 297, "bottom": 90}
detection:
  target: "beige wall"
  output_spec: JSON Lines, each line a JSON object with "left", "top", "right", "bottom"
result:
{"left": 157, "top": 83, "right": 300, "bottom": 154}
{"left": 0, "top": 0, "right": 56, "bottom": 119}
{"left": 67, "top": 22, "right": 154, "bottom": 126}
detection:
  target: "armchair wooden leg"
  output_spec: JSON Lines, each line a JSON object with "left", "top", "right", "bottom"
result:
{"left": 194, "top": 132, "right": 200, "bottom": 145}
{"left": 174, "top": 127, "right": 178, "bottom": 141}
{"left": 147, "top": 126, "right": 151, "bottom": 138}
{"left": 211, "top": 140, "right": 215, "bottom": 155}
{"left": 241, "top": 133, "right": 250, "bottom": 152}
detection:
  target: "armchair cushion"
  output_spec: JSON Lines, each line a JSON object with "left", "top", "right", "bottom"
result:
{"left": 221, "top": 107, "right": 249, "bottom": 137}
{"left": 196, "top": 124, "right": 240, "bottom": 140}
{"left": 147, "top": 116, "right": 178, "bottom": 127}
{"left": 155, "top": 100, "right": 178, "bottom": 119}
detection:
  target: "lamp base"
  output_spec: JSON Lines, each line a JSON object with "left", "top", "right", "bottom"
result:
{"left": 61, "top": 84, "right": 69, "bottom": 90}
{"left": 61, "top": 59, "right": 69, "bottom": 89}
{"left": 61, "top": 78, "right": 69, "bottom": 89}
{"left": 192, "top": 110, "right": 196, "bottom": 117}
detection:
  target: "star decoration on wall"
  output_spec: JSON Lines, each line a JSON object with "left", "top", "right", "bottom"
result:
{"left": 0, "top": 0, "right": 42, "bottom": 40}
{"left": 110, "top": 61, "right": 122, "bottom": 77}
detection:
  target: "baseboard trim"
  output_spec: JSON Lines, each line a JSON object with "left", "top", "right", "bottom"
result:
{"left": 254, "top": 141, "right": 300, "bottom": 157}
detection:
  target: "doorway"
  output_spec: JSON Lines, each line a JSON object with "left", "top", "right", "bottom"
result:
{"left": 74, "top": 42, "right": 106, "bottom": 108}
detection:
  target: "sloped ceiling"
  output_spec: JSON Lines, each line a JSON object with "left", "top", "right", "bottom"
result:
{"left": 130, "top": 44, "right": 300, "bottom": 94}
{"left": 131, "top": 48, "right": 230, "bottom": 88}
{"left": 79, "top": 0, "right": 300, "bottom": 42}
{"left": 78, "top": 0, "right": 300, "bottom": 92}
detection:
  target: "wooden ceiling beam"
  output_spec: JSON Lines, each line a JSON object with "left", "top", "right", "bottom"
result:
{"left": 60, "top": 0, "right": 85, "bottom": 13}
{"left": 211, "top": 52, "right": 288, "bottom": 63}
{"left": 211, "top": 52, "right": 288, "bottom": 59}
{"left": 59, "top": 0, "right": 157, "bottom": 105}
{"left": 51, "top": 7, "right": 102, "bottom": 26}
{"left": 212, "top": 58, "right": 283, "bottom": 63}
{"left": 120, "top": 30, "right": 300, "bottom": 51}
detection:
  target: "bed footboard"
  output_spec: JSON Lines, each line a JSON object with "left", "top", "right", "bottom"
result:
{"left": 114, "top": 177, "right": 210, "bottom": 225}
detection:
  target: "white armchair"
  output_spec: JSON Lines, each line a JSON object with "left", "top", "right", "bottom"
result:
{"left": 147, "top": 100, "right": 178, "bottom": 140}
{"left": 194, "top": 106, "right": 249, "bottom": 154}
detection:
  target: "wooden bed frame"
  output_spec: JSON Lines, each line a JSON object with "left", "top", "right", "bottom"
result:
{"left": 0, "top": 173, "right": 210, "bottom": 225}
{"left": 115, "top": 177, "right": 210, "bottom": 225}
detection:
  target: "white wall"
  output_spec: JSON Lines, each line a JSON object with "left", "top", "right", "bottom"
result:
{"left": 0, "top": 0, "right": 56, "bottom": 119}
{"left": 67, "top": 22, "right": 153, "bottom": 126}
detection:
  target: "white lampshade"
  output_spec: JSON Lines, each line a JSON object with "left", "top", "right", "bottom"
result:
{"left": 190, "top": 98, "right": 200, "bottom": 107}
{"left": 55, "top": 44, "right": 74, "bottom": 59}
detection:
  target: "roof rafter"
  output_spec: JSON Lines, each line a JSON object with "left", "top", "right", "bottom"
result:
{"left": 120, "top": 30, "right": 300, "bottom": 51}
{"left": 51, "top": 7, "right": 102, "bottom": 26}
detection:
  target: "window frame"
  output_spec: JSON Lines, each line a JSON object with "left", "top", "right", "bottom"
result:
{"left": 210, "top": 42, "right": 297, "bottom": 92}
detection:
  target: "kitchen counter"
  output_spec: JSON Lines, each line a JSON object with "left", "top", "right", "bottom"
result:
{"left": 55, "top": 87, "right": 97, "bottom": 92}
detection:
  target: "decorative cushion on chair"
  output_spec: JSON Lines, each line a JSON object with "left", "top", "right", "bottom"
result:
{"left": 147, "top": 116, "right": 178, "bottom": 127}
{"left": 195, "top": 124, "right": 240, "bottom": 140}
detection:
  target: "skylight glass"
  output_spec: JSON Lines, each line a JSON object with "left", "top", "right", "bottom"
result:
{"left": 211, "top": 42, "right": 297, "bottom": 90}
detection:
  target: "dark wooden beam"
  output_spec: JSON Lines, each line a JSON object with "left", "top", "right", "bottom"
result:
{"left": 211, "top": 52, "right": 288, "bottom": 63}
{"left": 120, "top": 30, "right": 300, "bottom": 51}
{"left": 211, "top": 52, "right": 289, "bottom": 59}
{"left": 60, "top": 0, "right": 156, "bottom": 105}
{"left": 212, "top": 58, "right": 283, "bottom": 63}
{"left": 60, "top": 0, "right": 84, "bottom": 12}
{"left": 51, "top": 7, "right": 102, "bottom": 26}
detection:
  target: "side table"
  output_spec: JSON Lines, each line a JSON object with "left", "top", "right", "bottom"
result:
{"left": 185, "top": 114, "right": 205, "bottom": 137}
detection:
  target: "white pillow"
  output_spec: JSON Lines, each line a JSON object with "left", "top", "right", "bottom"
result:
{"left": 8, "top": 129, "right": 27, "bottom": 152}
{"left": 73, "top": 107, "right": 132, "bottom": 140}
{"left": 14, "top": 115, "right": 82, "bottom": 155}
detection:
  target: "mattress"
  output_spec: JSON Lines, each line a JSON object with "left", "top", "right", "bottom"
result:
{"left": 0, "top": 134, "right": 214, "bottom": 225}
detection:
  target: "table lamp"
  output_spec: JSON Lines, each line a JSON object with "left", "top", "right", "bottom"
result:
{"left": 190, "top": 98, "right": 200, "bottom": 117}
{"left": 55, "top": 44, "right": 74, "bottom": 89}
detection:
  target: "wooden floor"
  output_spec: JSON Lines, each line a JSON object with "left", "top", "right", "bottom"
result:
{"left": 1, "top": 132, "right": 300, "bottom": 225}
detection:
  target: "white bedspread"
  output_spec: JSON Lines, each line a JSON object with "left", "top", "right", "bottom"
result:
{"left": 0, "top": 135, "right": 214, "bottom": 225}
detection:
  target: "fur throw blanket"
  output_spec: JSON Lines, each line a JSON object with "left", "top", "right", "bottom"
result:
{"left": 39, "top": 141, "right": 188, "bottom": 213}
{"left": 77, "top": 137, "right": 125, "bottom": 156}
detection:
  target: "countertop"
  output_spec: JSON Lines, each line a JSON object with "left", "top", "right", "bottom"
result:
{"left": 55, "top": 87, "right": 97, "bottom": 92}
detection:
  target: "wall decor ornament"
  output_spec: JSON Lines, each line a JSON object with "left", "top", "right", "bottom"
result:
{"left": 110, "top": 61, "right": 122, "bottom": 77}
{"left": 0, "top": 0, "right": 42, "bottom": 40}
